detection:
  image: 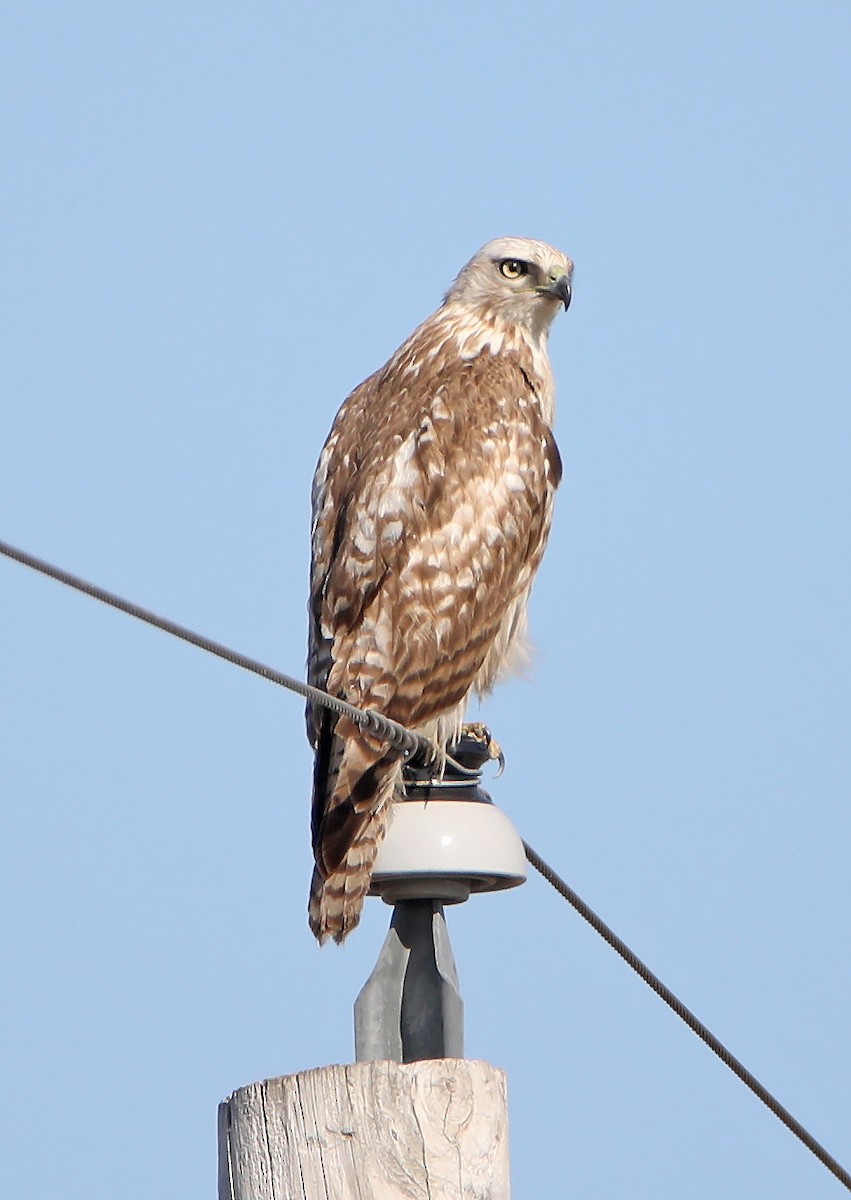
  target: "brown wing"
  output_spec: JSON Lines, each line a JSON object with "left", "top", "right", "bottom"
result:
{"left": 306, "top": 328, "right": 559, "bottom": 942}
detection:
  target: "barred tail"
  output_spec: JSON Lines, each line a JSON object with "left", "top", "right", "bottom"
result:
{"left": 309, "top": 756, "right": 401, "bottom": 945}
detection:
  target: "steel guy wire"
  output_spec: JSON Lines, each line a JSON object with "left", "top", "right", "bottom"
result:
{"left": 522, "top": 841, "right": 851, "bottom": 1193}
{"left": 0, "top": 538, "right": 475, "bottom": 774}
{"left": 2, "top": 535, "right": 849, "bottom": 1192}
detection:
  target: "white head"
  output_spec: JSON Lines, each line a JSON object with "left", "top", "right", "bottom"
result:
{"left": 444, "top": 236, "right": 573, "bottom": 337}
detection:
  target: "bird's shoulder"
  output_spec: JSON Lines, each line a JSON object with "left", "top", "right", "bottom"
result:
{"left": 319, "top": 314, "right": 552, "bottom": 483}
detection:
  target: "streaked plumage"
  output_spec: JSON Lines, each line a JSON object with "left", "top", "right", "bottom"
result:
{"left": 306, "top": 236, "right": 573, "bottom": 943}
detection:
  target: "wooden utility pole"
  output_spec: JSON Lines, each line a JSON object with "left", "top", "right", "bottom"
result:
{"left": 219, "top": 740, "right": 524, "bottom": 1200}
{"left": 218, "top": 1059, "right": 510, "bottom": 1200}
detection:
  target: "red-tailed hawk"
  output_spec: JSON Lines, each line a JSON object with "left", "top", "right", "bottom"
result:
{"left": 306, "top": 236, "right": 573, "bottom": 944}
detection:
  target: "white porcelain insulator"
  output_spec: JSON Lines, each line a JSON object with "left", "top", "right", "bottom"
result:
{"left": 369, "top": 799, "right": 527, "bottom": 905}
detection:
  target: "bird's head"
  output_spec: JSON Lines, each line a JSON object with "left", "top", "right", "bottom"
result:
{"left": 444, "top": 236, "right": 573, "bottom": 336}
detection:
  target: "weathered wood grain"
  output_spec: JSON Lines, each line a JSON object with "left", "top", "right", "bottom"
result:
{"left": 219, "top": 1059, "right": 510, "bottom": 1200}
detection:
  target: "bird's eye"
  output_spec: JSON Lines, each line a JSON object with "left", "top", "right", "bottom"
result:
{"left": 498, "top": 259, "right": 528, "bottom": 280}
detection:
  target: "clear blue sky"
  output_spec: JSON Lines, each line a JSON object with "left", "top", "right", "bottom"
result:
{"left": 2, "top": 3, "right": 850, "bottom": 1196}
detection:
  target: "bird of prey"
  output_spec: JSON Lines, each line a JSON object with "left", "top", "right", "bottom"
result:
{"left": 306, "top": 236, "right": 573, "bottom": 944}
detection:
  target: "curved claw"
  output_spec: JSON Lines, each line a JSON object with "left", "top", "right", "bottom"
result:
{"left": 459, "top": 721, "right": 506, "bottom": 777}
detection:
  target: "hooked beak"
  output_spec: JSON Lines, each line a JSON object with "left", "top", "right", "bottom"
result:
{"left": 538, "top": 274, "right": 572, "bottom": 310}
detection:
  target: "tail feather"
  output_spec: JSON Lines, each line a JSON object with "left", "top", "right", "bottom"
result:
{"left": 309, "top": 756, "right": 401, "bottom": 945}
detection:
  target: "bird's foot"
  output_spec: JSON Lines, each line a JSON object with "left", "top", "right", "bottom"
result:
{"left": 459, "top": 722, "right": 506, "bottom": 777}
